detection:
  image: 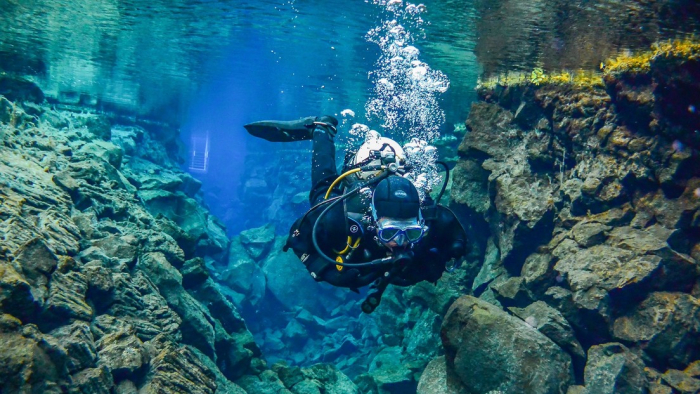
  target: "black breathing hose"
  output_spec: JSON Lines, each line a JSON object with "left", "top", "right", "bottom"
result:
{"left": 296, "top": 195, "right": 343, "bottom": 230}
{"left": 434, "top": 161, "right": 450, "bottom": 207}
{"left": 311, "top": 161, "right": 448, "bottom": 267}
{"left": 312, "top": 171, "right": 393, "bottom": 268}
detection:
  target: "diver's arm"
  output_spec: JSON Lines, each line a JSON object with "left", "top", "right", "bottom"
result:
{"left": 304, "top": 254, "right": 382, "bottom": 288}
{"left": 433, "top": 205, "right": 468, "bottom": 260}
{"left": 390, "top": 255, "right": 444, "bottom": 286}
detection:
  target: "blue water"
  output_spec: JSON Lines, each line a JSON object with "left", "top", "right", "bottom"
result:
{"left": 179, "top": 0, "right": 477, "bottom": 234}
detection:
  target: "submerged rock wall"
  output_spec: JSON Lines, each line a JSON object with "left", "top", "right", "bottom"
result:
{"left": 418, "top": 43, "right": 700, "bottom": 393}
{"left": 0, "top": 89, "right": 363, "bottom": 393}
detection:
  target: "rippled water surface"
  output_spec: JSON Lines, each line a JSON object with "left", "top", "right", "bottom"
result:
{"left": 3, "top": 0, "right": 696, "bottom": 125}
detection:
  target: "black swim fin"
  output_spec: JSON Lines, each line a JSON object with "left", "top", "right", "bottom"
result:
{"left": 244, "top": 116, "right": 338, "bottom": 142}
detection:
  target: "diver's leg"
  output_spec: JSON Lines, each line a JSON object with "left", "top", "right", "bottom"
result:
{"left": 309, "top": 123, "right": 338, "bottom": 204}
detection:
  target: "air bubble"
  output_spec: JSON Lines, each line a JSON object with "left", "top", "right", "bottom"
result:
{"left": 366, "top": 0, "right": 449, "bottom": 195}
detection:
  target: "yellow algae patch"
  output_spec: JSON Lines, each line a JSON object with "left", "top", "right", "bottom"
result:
{"left": 476, "top": 38, "right": 700, "bottom": 91}
{"left": 476, "top": 69, "right": 605, "bottom": 90}
{"left": 604, "top": 38, "right": 700, "bottom": 75}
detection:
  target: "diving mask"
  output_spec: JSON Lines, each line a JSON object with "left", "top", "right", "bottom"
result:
{"left": 375, "top": 218, "right": 428, "bottom": 244}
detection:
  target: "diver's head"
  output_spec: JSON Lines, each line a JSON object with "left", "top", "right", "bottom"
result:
{"left": 371, "top": 176, "right": 428, "bottom": 250}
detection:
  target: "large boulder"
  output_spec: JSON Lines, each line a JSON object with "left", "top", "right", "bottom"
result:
{"left": 612, "top": 292, "right": 700, "bottom": 368}
{"left": 441, "top": 296, "right": 574, "bottom": 393}
{"left": 580, "top": 343, "right": 647, "bottom": 394}
{"left": 416, "top": 356, "right": 469, "bottom": 394}
{"left": 509, "top": 301, "right": 586, "bottom": 375}
{"left": 239, "top": 223, "right": 276, "bottom": 261}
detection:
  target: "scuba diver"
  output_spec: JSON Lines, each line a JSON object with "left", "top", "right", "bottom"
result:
{"left": 244, "top": 115, "right": 467, "bottom": 313}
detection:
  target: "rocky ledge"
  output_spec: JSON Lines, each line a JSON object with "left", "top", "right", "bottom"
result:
{"left": 417, "top": 41, "right": 700, "bottom": 393}
{"left": 0, "top": 89, "right": 360, "bottom": 393}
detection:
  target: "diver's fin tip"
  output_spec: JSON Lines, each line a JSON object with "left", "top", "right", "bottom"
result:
{"left": 243, "top": 118, "right": 315, "bottom": 142}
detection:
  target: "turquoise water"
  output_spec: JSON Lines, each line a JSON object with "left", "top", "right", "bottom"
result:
{"left": 1, "top": 1, "right": 700, "bottom": 392}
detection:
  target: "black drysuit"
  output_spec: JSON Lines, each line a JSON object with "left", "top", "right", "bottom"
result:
{"left": 284, "top": 130, "right": 467, "bottom": 290}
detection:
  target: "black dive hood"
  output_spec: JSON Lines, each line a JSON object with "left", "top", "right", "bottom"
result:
{"left": 306, "top": 161, "right": 451, "bottom": 313}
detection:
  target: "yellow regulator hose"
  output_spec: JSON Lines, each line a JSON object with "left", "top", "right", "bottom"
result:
{"left": 324, "top": 168, "right": 362, "bottom": 199}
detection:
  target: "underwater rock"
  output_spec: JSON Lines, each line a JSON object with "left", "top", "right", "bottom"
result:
{"left": 99, "top": 271, "right": 182, "bottom": 341}
{"left": 492, "top": 276, "right": 534, "bottom": 307}
{"left": 96, "top": 327, "right": 148, "bottom": 379}
{"left": 612, "top": 292, "right": 700, "bottom": 368}
{"left": 223, "top": 237, "right": 266, "bottom": 307}
{"left": 0, "top": 251, "right": 48, "bottom": 321}
{"left": 569, "top": 221, "right": 612, "bottom": 248}
{"left": 182, "top": 257, "right": 210, "bottom": 289}
{"left": 199, "top": 214, "right": 230, "bottom": 258}
{"left": 442, "top": 296, "right": 573, "bottom": 393}
{"left": 416, "top": 356, "right": 469, "bottom": 394}
{"left": 139, "top": 229, "right": 187, "bottom": 268}
{"left": 660, "top": 368, "right": 700, "bottom": 394}
{"left": 580, "top": 343, "right": 647, "bottom": 394}
{"left": 509, "top": 301, "right": 586, "bottom": 377}
{"left": 261, "top": 238, "right": 326, "bottom": 315}
{"left": 365, "top": 346, "right": 416, "bottom": 394}
{"left": 273, "top": 363, "right": 359, "bottom": 394}
{"left": 459, "top": 102, "right": 515, "bottom": 160}
{"left": 449, "top": 160, "right": 490, "bottom": 214}
{"left": 84, "top": 114, "right": 112, "bottom": 141}
{"left": 472, "top": 237, "right": 506, "bottom": 294}
{"left": 283, "top": 319, "right": 308, "bottom": 348}
{"left": 71, "top": 366, "right": 113, "bottom": 394}
{"left": 78, "top": 140, "right": 123, "bottom": 168}
{"left": 50, "top": 321, "right": 97, "bottom": 373}
{"left": 321, "top": 335, "right": 361, "bottom": 363}
{"left": 89, "top": 234, "right": 139, "bottom": 266}
{"left": 239, "top": 223, "right": 276, "bottom": 261}
{"left": 189, "top": 345, "right": 248, "bottom": 394}
{"left": 44, "top": 263, "right": 93, "bottom": 322}
{"left": 456, "top": 102, "right": 557, "bottom": 271}
{"left": 141, "top": 334, "right": 217, "bottom": 394}
{"left": 0, "top": 98, "right": 268, "bottom": 393}
{"left": 236, "top": 369, "right": 293, "bottom": 394}
{"left": 520, "top": 252, "right": 556, "bottom": 294}
{"left": 111, "top": 125, "right": 142, "bottom": 157}
{"left": 12, "top": 238, "right": 58, "bottom": 293}
{"left": 447, "top": 43, "right": 700, "bottom": 394}
{"left": 404, "top": 308, "right": 441, "bottom": 366}
{"left": 554, "top": 244, "right": 648, "bottom": 307}
{"left": 0, "top": 76, "right": 45, "bottom": 103}
{"left": 187, "top": 278, "right": 259, "bottom": 379}
{"left": 549, "top": 220, "right": 698, "bottom": 331}
{"left": 139, "top": 191, "right": 208, "bottom": 238}
{"left": 0, "top": 320, "right": 68, "bottom": 393}
{"left": 405, "top": 275, "right": 463, "bottom": 318}
{"left": 124, "top": 156, "right": 185, "bottom": 191}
